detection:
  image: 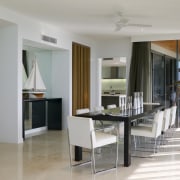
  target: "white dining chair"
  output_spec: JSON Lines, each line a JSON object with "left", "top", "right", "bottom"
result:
{"left": 107, "top": 104, "right": 117, "bottom": 109}
{"left": 67, "top": 116, "right": 118, "bottom": 174}
{"left": 131, "top": 110, "right": 164, "bottom": 153}
{"left": 169, "top": 105, "right": 177, "bottom": 128}
{"left": 94, "top": 106, "right": 115, "bottom": 133}
{"left": 167, "top": 105, "right": 177, "bottom": 137}
{"left": 107, "top": 104, "right": 124, "bottom": 138}
{"left": 76, "top": 108, "right": 106, "bottom": 131}
{"left": 162, "top": 108, "right": 171, "bottom": 134}
{"left": 158, "top": 108, "right": 171, "bottom": 145}
{"left": 140, "top": 102, "right": 160, "bottom": 123}
{"left": 134, "top": 108, "right": 171, "bottom": 146}
{"left": 143, "top": 102, "right": 160, "bottom": 105}
{"left": 76, "top": 108, "right": 90, "bottom": 115}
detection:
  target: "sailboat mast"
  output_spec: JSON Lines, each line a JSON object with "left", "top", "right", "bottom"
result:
{"left": 34, "top": 60, "right": 36, "bottom": 90}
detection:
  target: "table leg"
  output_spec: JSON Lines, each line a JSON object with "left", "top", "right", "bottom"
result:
{"left": 75, "top": 146, "right": 82, "bottom": 161}
{"left": 22, "top": 101, "right": 25, "bottom": 140}
{"left": 124, "top": 119, "right": 131, "bottom": 167}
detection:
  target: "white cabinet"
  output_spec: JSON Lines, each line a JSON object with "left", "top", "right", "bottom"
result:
{"left": 102, "top": 66, "right": 126, "bottom": 79}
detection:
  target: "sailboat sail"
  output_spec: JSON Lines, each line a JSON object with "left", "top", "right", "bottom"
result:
{"left": 23, "top": 60, "right": 46, "bottom": 92}
{"left": 22, "top": 63, "right": 27, "bottom": 86}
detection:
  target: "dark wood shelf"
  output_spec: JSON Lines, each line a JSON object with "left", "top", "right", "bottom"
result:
{"left": 22, "top": 98, "right": 62, "bottom": 139}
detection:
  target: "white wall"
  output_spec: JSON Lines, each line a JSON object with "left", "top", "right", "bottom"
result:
{"left": 94, "top": 37, "right": 132, "bottom": 106}
{"left": 51, "top": 50, "right": 70, "bottom": 129}
{"left": 96, "top": 37, "right": 132, "bottom": 58}
{"left": 0, "top": 7, "right": 135, "bottom": 143}
{"left": 96, "top": 37, "right": 132, "bottom": 81}
{"left": 0, "top": 5, "right": 100, "bottom": 139}
{"left": 0, "top": 6, "right": 133, "bottom": 141}
{"left": 0, "top": 24, "right": 23, "bottom": 143}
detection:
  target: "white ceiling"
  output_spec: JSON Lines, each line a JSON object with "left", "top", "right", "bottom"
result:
{"left": 0, "top": 19, "right": 15, "bottom": 27}
{"left": 1, "top": 0, "right": 180, "bottom": 39}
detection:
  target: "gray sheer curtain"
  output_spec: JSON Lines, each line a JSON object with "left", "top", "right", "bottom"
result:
{"left": 128, "top": 42, "right": 152, "bottom": 102}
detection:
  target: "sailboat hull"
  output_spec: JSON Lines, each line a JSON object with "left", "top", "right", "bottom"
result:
{"left": 23, "top": 91, "right": 45, "bottom": 99}
{"left": 32, "top": 92, "right": 45, "bottom": 98}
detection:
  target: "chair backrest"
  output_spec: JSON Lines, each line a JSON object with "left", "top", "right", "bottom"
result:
{"left": 107, "top": 104, "right": 117, "bottom": 109}
{"left": 94, "top": 106, "right": 104, "bottom": 111}
{"left": 67, "top": 116, "right": 95, "bottom": 149}
{"left": 152, "top": 111, "right": 164, "bottom": 138}
{"left": 170, "top": 105, "right": 177, "bottom": 127}
{"left": 162, "top": 108, "right": 171, "bottom": 132}
{"left": 143, "top": 102, "right": 160, "bottom": 105}
{"left": 76, "top": 108, "right": 90, "bottom": 115}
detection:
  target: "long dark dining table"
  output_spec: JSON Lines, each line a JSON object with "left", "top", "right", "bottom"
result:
{"left": 75, "top": 104, "right": 164, "bottom": 167}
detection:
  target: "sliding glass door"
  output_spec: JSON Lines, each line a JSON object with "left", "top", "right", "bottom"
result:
{"left": 152, "top": 53, "right": 165, "bottom": 106}
{"left": 152, "top": 52, "right": 177, "bottom": 108}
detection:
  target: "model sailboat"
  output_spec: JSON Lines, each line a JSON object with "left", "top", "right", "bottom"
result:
{"left": 23, "top": 60, "right": 46, "bottom": 98}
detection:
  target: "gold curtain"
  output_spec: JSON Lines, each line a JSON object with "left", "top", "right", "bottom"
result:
{"left": 72, "top": 42, "right": 90, "bottom": 115}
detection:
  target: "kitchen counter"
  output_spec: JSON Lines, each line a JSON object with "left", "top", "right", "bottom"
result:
{"left": 102, "top": 94, "right": 126, "bottom": 108}
{"left": 102, "top": 94, "right": 126, "bottom": 97}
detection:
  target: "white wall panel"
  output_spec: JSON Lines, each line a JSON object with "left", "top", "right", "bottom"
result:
{"left": 0, "top": 25, "right": 22, "bottom": 143}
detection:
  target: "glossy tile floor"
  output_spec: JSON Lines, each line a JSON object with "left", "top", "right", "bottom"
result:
{"left": 1, "top": 129, "right": 180, "bottom": 180}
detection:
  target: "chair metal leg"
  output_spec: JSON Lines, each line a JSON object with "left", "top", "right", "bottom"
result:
{"left": 161, "top": 133, "right": 165, "bottom": 145}
{"left": 67, "top": 129, "right": 73, "bottom": 167}
{"left": 134, "top": 135, "right": 137, "bottom": 150}
{"left": 154, "top": 138, "right": 157, "bottom": 153}
{"left": 69, "top": 145, "right": 73, "bottom": 167}
{"left": 69, "top": 130, "right": 118, "bottom": 174}
{"left": 91, "top": 144, "right": 118, "bottom": 174}
{"left": 91, "top": 148, "right": 96, "bottom": 173}
{"left": 68, "top": 129, "right": 91, "bottom": 168}
{"left": 116, "top": 137, "right": 119, "bottom": 168}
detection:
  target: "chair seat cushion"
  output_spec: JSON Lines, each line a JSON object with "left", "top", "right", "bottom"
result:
{"left": 94, "top": 132, "right": 117, "bottom": 148}
{"left": 138, "top": 123, "right": 152, "bottom": 128}
{"left": 131, "top": 125, "right": 154, "bottom": 138}
{"left": 95, "top": 121, "right": 115, "bottom": 132}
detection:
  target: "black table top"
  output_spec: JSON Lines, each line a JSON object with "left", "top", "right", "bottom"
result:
{"left": 76, "top": 104, "right": 164, "bottom": 122}
{"left": 23, "top": 97, "right": 62, "bottom": 102}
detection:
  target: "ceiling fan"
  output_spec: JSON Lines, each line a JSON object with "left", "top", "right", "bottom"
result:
{"left": 114, "top": 12, "right": 152, "bottom": 31}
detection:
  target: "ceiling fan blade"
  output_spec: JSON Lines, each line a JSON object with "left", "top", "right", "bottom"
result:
{"left": 127, "top": 23, "right": 152, "bottom": 27}
{"left": 114, "top": 26, "right": 121, "bottom": 31}
{"left": 113, "top": 11, "right": 152, "bottom": 31}
{"left": 116, "top": 18, "right": 129, "bottom": 25}
{"left": 114, "top": 23, "right": 124, "bottom": 31}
